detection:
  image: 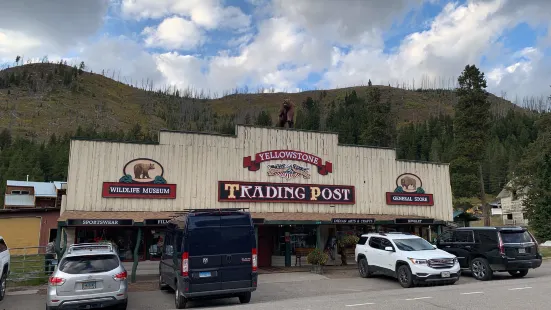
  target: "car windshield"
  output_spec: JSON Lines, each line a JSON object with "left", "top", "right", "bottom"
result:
{"left": 393, "top": 238, "right": 435, "bottom": 251}
{"left": 500, "top": 231, "right": 533, "bottom": 243}
{"left": 59, "top": 254, "right": 119, "bottom": 274}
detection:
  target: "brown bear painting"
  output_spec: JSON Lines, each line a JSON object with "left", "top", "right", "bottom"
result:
{"left": 134, "top": 163, "right": 155, "bottom": 179}
{"left": 400, "top": 176, "right": 417, "bottom": 190}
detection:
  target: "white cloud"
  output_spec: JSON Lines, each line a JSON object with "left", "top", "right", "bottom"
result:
{"left": 143, "top": 16, "right": 204, "bottom": 50}
{"left": 121, "top": 0, "right": 251, "bottom": 30}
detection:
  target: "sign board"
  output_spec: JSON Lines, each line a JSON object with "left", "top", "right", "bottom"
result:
{"left": 67, "top": 219, "right": 134, "bottom": 226}
{"left": 144, "top": 219, "right": 171, "bottom": 226}
{"left": 331, "top": 218, "right": 375, "bottom": 224}
{"left": 386, "top": 173, "right": 434, "bottom": 206}
{"left": 394, "top": 218, "right": 434, "bottom": 224}
{"left": 243, "top": 150, "right": 333, "bottom": 175}
{"left": 218, "top": 181, "right": 355, "bottom": 204}
{"left": 101, "top": 158, "right": 177, "bottom": 199}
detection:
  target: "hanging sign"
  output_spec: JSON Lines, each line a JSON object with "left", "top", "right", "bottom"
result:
{"left": 394, "top": 218, "right": 434, "bottom": 224}
{"left": 67, "top": 219, "right": 134, "bottom": 226}
{"left": 144, "top": 219, "right": 171, "bottom": 225}
{"left": 386, "top": 173, "right": 434, "bottom": 206}
{"left": 331, "top": 218, "right": 375, "bottom": 224}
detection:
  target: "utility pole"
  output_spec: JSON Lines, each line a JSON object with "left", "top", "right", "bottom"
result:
{"left": 479, "top": 164, "right": 490, "bottom": 226}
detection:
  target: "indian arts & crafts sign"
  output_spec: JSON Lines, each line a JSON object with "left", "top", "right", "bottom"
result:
{"left": 102, "top": 158, "right": 177, "bottom": 199}
{"left": 218, "top": 181, "right": 355, "bottom": 204}
{"left": 385, "top": 173, "right": 434, "bottom": 206}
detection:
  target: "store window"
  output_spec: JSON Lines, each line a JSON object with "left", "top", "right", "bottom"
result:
{"left": 274, "top": 225, "right": 317, "bottom": 256}
{"left": 76, "top": 227, "right": 144, "bottom": 261}
{"left": 147, "top": 229, "right": 165, "bottom": 260}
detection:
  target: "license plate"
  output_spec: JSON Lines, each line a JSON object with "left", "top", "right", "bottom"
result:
{"left": 199, "top": 272, "right": 211, "bottom": 278}
{"left": 82, "top": 281, "right": 96, "bottom": 289}
{"left": 441, "top": 271, "right": 450, "bottom": 278}
{"left": 519, "top": 248, "right": 526, "bottom": 254}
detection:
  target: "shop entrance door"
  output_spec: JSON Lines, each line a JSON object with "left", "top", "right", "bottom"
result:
{"left": 257, "top": 226, "right": 275, "bottom": 268}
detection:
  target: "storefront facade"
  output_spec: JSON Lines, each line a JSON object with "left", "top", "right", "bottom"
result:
{"left": 58, "top": 125, "right": 453, "bottom": 267}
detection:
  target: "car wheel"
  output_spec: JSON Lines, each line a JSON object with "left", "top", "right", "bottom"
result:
{"left": 508, "top": 269, "right": 529, "bottom": 278}
{"left": 239, "top": 292, "right": 252, "bottom": 304}
{"left": 0, "top": 272, "right": 6, "bottom": 301}
{"left": 358, "top": 258, "right": 372, "bottom": 278}
{"left": 116, "top": 299, "right": 128, "bottom": 310}
{"left": 159, "top": 274, "right": 169, "bottom": 290}
{"left": 397, "top": 265, "right": 414, "bottom": 288}
{"left": 174, "top": 283, "right": 188, "bottom": 309}
{"left": 471, "top": 258, "right": 492, "bottom": 281}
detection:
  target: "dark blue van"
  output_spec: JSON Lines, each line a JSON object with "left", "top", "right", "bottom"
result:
{"left": 159, "top": 209, "right": 258, "bottom": 309}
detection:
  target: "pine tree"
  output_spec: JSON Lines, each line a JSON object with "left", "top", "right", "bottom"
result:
{"left": 255, "top": 111, "right": 272, "bottom": 126}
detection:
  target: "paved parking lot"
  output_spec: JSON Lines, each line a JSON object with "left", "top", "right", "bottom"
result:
{"left": 2, "top": 262, "right": 551, "bottom": 309}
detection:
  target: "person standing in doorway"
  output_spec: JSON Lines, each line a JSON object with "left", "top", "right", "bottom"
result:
{"left": 44, "top": 237, "right": 56, "bottom": 275}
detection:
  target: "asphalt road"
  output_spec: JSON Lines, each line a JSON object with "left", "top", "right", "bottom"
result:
{"left": 2, "top": 262, "right": 551, "bottom": 310}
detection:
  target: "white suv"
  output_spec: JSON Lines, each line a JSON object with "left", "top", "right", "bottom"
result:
{"left": 355, "top": 232, "right": 460, "bottom": 288}
{"left": 0, "top": 236, "right": 10, "bottom": 301}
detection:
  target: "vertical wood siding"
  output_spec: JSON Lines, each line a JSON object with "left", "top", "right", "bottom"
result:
{"left": 64, "top": 126, "right": 453, "bottom": 221}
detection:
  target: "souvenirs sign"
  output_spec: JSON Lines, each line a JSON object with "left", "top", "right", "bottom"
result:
{"left": 102, "top": 158, "right": 177, "bottom": 199}
{"left": 386, "top": 173, "right": 434, "bottom": 206}
{"left": 394, "top": 218, "right": 434, "bottom": 224}
{"left": 218, "top": 181, "right": 355, "bottom": 204}
{"left": 243, "top": 150, "right": 333, "bottom": 175}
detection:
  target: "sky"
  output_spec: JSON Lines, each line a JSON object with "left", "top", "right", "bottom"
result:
{"left": 0, "top": 0, "right": 550, "bottom": 101}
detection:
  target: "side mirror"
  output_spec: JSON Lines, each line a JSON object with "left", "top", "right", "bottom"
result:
{"left": 384, "top": 246, "right": 394, "bottom": 252}
{"left": 432, "top": 244, "right": 437, "bottom": 249}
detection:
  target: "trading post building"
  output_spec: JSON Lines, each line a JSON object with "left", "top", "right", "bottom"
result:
{"left": 57, "top": 125, "right": 453, "bottom": 268}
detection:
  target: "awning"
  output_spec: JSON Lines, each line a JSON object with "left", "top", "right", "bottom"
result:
{"left": 58, "top": 211, "right": 443, "bottom": 225}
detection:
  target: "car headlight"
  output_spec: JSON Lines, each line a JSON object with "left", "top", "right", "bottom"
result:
{"left": 408, "top": 258, "right": 427, "bottom": 264}
{"left": 453, "top": 257, "right": 458, "bottom": 264}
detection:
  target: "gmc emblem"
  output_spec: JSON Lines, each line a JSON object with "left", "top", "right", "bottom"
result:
{"left": 203, "top": 258, "right": 208, "bottom": 264}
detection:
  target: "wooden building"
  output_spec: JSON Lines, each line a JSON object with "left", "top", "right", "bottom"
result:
{"left": 58, "top": 125, "right": 453, "bottom": 267}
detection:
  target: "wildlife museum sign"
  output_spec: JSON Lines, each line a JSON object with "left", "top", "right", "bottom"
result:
{"left": 102, "top": 158, "right": 177, "bottom": 199}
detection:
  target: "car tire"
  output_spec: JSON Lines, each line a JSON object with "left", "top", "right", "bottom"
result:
{"left": 116, "top": 299, "right": 128, "bottom": 310}
{"left": 471, "top": 258, "right": 493, "bottom": 281}
{"left": 174, "top": 282, "right": 188, "bottom": 309}
{"left": 159, "top": 274, "right": 169, "bottom": 291}
{"left": 508, "top": 269, "right": 529, "bottom": 278}
{"left": 239, "top": 292, "right": 252, "bottom": 304}
{"left": 358, "top": 258, "right": 372, "bottom": 278}
{"left": 0, "top": 271, "right": 6, "bottom": 301}
{"left": 397, "top": 265, "right": 415, "bottom": 288}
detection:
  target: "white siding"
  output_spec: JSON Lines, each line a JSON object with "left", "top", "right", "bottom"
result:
{"left": 64, "top": 126, "right": 453, "bottom": 221}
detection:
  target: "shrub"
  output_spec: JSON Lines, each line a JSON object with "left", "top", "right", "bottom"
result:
{"left": 306, "top": 248, "right": 328, "bottom": 266}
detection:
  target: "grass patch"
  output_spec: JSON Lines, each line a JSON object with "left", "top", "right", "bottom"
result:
{"left": 539, "top": 247, "right": 551, "bottom": 258}
{"left": 470, "top": 215, "right": 504, "bottom": 227}
{"left": 7, "top": 254, "right": 51, "bottom": 286}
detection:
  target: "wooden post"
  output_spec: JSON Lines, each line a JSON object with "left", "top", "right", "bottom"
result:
{"left": 479, "top": 164, "right": 490, "bottom": 226}
{"left": 131, "top": 228, "right": 142, "bottom": 283}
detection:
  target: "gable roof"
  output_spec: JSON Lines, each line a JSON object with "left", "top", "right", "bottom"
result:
{"left": 6, "top": 180, "right": 65, "bottom": 197}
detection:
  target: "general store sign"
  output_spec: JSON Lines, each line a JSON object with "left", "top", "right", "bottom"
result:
{"left": 102, "top": 158, "right": 177, "bottom": 199}
{"left": 218, "top": 181, "right": 354, "bottom": 204}
{"left": 243, "top": 150, "right": 333, "bottom": 175}
{"left": 386, "top": 173, "right": 434, "bottom": 206}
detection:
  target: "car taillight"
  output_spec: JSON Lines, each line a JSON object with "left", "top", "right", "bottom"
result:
{"left": 252, "top": 248, "right": 258, "bottom": 272}
{"left": 182, "top": 252, "right": 189, "bottom": 277}
{"left": 48, "top": 277, "right": 65, "bottom": 286}
{"left": 498, "top": 233, "right": 505, "bottom": 255}
{"left": 528, "top": 231, "right": 539, "bottom": 254}
{"left": 113, "top": 271, "right": 127, "bottom": 281}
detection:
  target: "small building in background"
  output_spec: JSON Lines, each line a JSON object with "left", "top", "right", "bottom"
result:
{"left": 1, "top": 180, "right": 66, "bottom": 253}
{"left": 497, "top": 182, "right": 528, "bottom": 227}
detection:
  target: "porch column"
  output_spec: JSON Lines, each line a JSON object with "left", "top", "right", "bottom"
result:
{"left": 316, "top": 225, "right": 322, "bottom": 249}
{"left": 284, "top": 230, "right": 291, "bottom": 267}
{"left": 131, "top": 228, "right": 142, "bottom": 283}
{"left": 254, "top": 226, "right": 259, "bottom": 249}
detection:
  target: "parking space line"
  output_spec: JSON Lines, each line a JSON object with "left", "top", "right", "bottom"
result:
{"left": 508, "top": 287, "right": 532, "bottom": 291}
{"left": 345, "top": 302, "right": 375, "bottom": 307}
{"left": 461, "top": 292, "right": 484, "bottom": 295}
{"left": 405, "top": 297, "right": 432, "bottom": 301}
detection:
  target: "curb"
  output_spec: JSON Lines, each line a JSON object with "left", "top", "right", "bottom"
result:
{"left": 6, "top": 289, "right": 39, "bottom": 296}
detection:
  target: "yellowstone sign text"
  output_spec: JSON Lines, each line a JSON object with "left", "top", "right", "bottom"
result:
{"left": 218, "top": 181, "right": 355, "bottom": 204}
{"left": 243, "top": 150, "right": 333, "bottom": 175}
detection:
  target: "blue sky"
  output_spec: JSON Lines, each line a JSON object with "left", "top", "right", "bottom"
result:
{"left": 0, "top": 0, "right": 550, "bottom": 100}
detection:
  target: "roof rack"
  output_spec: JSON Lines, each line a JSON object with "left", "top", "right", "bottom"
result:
{"left": 378, "top": 232, "right": 412, "bottom": 236}
{"left": 67, "top": 243, "right": 114, "bottom": 254}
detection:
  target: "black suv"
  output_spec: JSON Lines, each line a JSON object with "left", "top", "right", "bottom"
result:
{"left": 159, "top": 209, "right": 258, "bottom": 309}
{"left": 436, "top": 226, "right": 542, "bottom": 281}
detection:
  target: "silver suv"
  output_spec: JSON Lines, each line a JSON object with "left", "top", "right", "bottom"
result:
{"left": 46, "top": 243, "right": 128, "bottom": 310}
